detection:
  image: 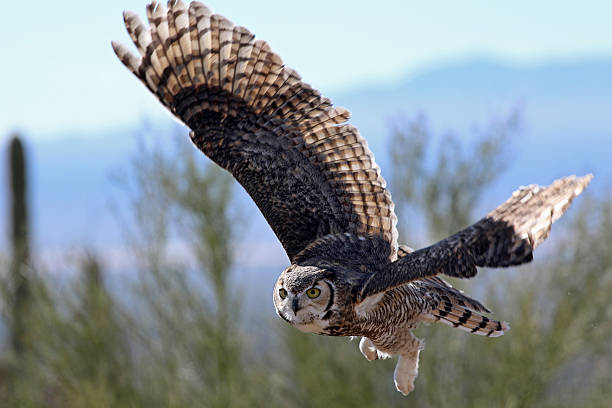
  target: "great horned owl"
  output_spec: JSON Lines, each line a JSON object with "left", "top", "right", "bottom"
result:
{"left": 113, "top": 1, "right": 591, "bottom": 395}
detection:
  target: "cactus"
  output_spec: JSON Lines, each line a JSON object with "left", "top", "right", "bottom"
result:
{"left": 8, "top": 135, "right": 30, "bottom": 356}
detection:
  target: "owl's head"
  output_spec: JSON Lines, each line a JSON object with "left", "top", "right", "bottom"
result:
{"left": 273, "top": 264, "right": 336, "bottom": 334}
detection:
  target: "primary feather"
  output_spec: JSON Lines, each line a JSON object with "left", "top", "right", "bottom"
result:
{"left": 112, "top": 0, "right": 398, "bottom": 262}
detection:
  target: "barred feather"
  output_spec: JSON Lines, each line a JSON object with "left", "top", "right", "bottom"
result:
{"left": 398, "top": 245, "right": 506, "bottom": 336}
{"left": 113, "top": 1, "right": 399, "bottom": 261}
{"left": 423, "top": 304, "right": 509, "bottom": 337}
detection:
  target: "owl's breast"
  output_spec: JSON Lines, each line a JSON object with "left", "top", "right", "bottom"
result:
{"left": 348, "top": 284, "right": 428, "bottom": 337}
{"left": 314, "top": 308, "right": 363, "bottom": 337}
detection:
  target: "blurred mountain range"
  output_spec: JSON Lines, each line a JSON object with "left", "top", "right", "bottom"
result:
{"left": 1, "top": 58, "right": 611, "bottom": 265}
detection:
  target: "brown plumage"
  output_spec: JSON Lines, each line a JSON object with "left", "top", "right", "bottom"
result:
{"left": 112, "top": 0, "right": 397, "bottom": 262}
{"left": 112, "top": 1, "right": 591, "bottom": 396}
{"left": 358, "top": 176, "right": 592, "bottom": 300}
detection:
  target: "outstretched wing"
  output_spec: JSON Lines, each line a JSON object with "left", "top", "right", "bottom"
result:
{"left": 396, "top": 246, "right": 491, "bottom": 313}
{"left": 358, "top": 175, "right": 592, "bottom": 301}
{"left": 112, "top": 1, "right": 398, "bottom": 262}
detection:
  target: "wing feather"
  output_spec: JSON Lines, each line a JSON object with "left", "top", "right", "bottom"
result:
{"left": 113, "top": 0, "right": 398, "bottom": 261}
{"left": 357, "top": 175, "right": 592, "bottom": 301}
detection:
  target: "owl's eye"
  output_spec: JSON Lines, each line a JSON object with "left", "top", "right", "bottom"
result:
{"left": 279, "top": 288, "right": 288, "bottom": 299}
{"left": 306, "top": 288, "right": 321, "bottom": 299}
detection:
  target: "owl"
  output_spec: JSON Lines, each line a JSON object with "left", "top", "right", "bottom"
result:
{"left": 113, "top": 1, "right": 591, "bottom": 395}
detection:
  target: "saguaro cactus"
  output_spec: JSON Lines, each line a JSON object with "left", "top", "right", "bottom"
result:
{"left": 8, "top": 135, "right": 30, "bottom": 356}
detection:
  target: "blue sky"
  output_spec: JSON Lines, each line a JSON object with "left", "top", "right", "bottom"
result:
{"left": 2, "top": 0, "right": 611, "bottom": 140}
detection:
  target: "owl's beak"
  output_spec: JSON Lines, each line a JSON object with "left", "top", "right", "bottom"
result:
{"left": 291, "top": 297, "right": 300, "bottom": 314}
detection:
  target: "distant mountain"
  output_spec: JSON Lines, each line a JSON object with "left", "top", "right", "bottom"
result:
{"left": 331, "top": 57, "right": 611, "bottom": 201}
{"left": 1, "top": 58, "right": 610, "bottom": 268}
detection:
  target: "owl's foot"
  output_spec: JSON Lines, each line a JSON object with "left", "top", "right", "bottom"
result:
{"left": 393, "top": 350, "right": 420, "bottom": 395}
{"left": 359, "top": 337, "right": 378, "bottom": 361}
{"left": 393, "top": 335, "right": 424, "bottom": 396}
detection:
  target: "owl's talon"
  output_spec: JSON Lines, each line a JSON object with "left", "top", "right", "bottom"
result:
{"left": 393, "top": 337, "right": 422, "bottom": 396}
{"left": 393, "top": 354, "right": 418, "bottom": 396}
{"left": 359, "top": 337, "right": 378, "bottom": 361}
{"left": 394, "top": 376, "right": 415, "bottom": 396}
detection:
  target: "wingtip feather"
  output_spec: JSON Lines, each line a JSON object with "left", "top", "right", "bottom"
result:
{"left": 111, "top": 41, "right": 141, "bottom": 75}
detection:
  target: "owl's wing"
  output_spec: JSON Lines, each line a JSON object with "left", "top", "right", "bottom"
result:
{"left": 397, "top": 245, "right": 491, "bottom": 313}
{"left": 357, "top": 175, "right": 591, "bottom": 301}
{"left": 112, "top": 1, "right": 398, "bottom": 262}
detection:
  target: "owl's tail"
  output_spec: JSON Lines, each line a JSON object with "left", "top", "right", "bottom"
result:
{"left": 415, "top": 276, "right": 509, "bottom": 337}
{"left": 399, "top": 246, "right": 509, "bottom": 338}
{"left": 424, "top": 300, "right": 509, "bottom": 337}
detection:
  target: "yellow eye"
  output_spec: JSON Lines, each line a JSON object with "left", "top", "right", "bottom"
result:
{"left": 306, "top": 288, "right": 321, "bottom": 299}
{"left": 279, "top": 288, "right": 288, "bottom": 299}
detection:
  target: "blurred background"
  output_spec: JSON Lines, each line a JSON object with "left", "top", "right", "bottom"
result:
{"left": 1, "top": 0, "right": 611, "bottom": 406}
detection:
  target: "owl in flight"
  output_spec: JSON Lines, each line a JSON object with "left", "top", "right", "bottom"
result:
{"left": 113, "top": 1, "right": 591, "bottom": 395}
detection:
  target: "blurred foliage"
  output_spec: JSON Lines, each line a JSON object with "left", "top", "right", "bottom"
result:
{"left": 0, "top": 116, "right": 610, "bottom": 407}
{"left": 110, "top": 131, "right": 268, "bottom": 407}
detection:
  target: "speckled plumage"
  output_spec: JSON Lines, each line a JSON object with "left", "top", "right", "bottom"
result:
{"left": 113, "top": 1, "right": 591, "bottom": 396}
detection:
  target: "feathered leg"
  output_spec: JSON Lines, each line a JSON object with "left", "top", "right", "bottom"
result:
{"left": 359, "top": 337, "right": 378, "bottom": 361}
{"left": 392, "top": 330, "right": 423, "bottom": 396}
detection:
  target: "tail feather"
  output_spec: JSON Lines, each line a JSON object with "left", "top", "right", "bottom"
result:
{"left": 421, "top": 283, "right": 510, "bottom": 337}
{"left": 419, "top": 279, "right": 509, "bottom": 338}
{"left": 402, "top": 245, "right": 509, "bottom": 338}
{"left": 426, "top": 303, "right": 509, "bottom": 337}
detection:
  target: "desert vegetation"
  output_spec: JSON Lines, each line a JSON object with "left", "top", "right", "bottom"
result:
{"left": 1, "top": 112, "right": 610, "bottom": 407}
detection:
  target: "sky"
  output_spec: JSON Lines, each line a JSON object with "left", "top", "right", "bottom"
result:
{"left": 1, "top": 0, "right": 611, "bottom": 140}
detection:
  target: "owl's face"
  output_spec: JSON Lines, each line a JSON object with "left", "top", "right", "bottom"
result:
{"left": 273, "top": 265, "right": 335, "bottom": 334}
